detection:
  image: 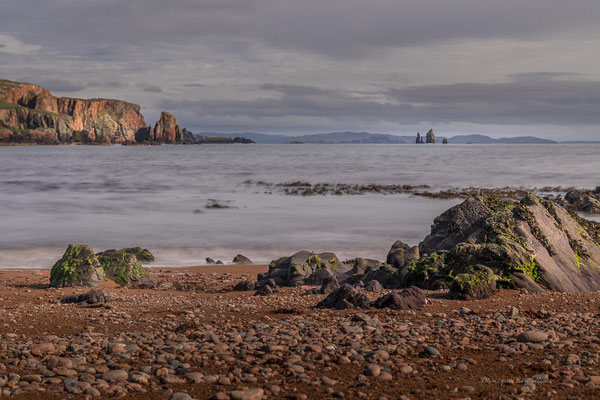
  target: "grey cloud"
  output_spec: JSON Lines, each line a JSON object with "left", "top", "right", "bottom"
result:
{"left": 140, "top": 85, "right": 163, "bottom": 93}
{"left": 2, "top": 1, "right": 600, "bottom": 59}
{"left": 162, "top": 74, "right": 600, "bottom": 128}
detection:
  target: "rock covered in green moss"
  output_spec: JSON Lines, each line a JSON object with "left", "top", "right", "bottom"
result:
{"left": 50, "top": 244, "right": 105, "bottom": 287}
{"left": 417, "top": 194, "right": 600, "bottom": 293}
{"left": 96, "top": 249, "right": 150, "bottom": 286}
{"left": 449, "top": 265, "right": 497, "bottom": 300}
{"left": 118, "top": 247, "right": 154, "bottom": 262}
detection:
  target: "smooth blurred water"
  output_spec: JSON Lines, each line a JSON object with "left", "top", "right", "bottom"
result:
{"left": 0, "top": 144, "right": 598, "bottom": 268}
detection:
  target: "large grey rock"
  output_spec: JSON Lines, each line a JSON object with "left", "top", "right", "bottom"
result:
{"left": 50, "top": 245, "right": 105, "bottom": 288}
{"left": 263, "top": 251, "right": 341, "bottom": 286}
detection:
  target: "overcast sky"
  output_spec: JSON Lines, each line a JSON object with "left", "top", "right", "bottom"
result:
{"left": 1, "top": 0, "right": 599, "bottom": 140}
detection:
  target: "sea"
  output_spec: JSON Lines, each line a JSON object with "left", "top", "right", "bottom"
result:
{"left": 0, "top": 144, "right": 598, "bottom": 268}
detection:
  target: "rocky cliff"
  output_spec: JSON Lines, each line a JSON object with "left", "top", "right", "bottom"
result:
{"left": 0, "top": 79, "right": 186, "bottom": 145}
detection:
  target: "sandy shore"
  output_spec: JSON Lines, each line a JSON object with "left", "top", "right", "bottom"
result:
{"left": 0, "top": 266, "right": 599, "bottom": 399}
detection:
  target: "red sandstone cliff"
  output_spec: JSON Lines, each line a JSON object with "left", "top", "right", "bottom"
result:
{"left": 0, "top": 79, "right": 167, "bottom": 144}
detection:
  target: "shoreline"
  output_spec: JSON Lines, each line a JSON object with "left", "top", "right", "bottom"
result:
{"left": 1, "top": 266, "right": 599, "bottom": 399}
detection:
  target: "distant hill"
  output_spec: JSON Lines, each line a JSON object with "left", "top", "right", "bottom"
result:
{"left": 448, "top": 134, "right": 556, "bottom": 144}
{"left": 198, "top": 131, "right": 557, "bottom": 144}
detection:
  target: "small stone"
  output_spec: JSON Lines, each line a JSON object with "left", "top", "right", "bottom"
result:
{"left": 171, "top": 393, "right": 193, "bottom": 400}
{"left": 102, "top": 369, "right": 128, "bottom": 383}
{"left": 517, "top": 330, "right": 548, "bottom": 343}
{"left": 424, "top": 346, "right": 440, "bottom": 357}
{"left": 229, "top": 388, "right": 264, "bottom": 400}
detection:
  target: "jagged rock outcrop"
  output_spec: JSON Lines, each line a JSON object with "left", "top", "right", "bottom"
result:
{"left": 0, "top": 80, "right": 147, "bottom": 144}
{"left": 151, "top": 111, "right": 184, "bottom": 144}
{"left": 316, "top": 284, "right": 370, "bottom": 309}
{"left": 425, "top": 129, "right": 436, "bottom": 144}
{"left": 416, "top": 132, "right": 423, "bottom": 144}
{"left": 413, "top": 194, "right": 600, "bottom": 293}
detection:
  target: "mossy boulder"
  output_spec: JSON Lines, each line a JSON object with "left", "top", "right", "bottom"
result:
{"left": 418, "top": 194, "right": 600, "bottom": 293}
{"left": 118, "top": 247, "right": 154, "bottom": 262}
{"left": 449, "top": 265, "right": 497, "bottom": 300}
{"left": 50, "top": 245, "right": 105, "bottom": 288}
{"left": 96, "top": 249, "right": 150, "bottom": 286}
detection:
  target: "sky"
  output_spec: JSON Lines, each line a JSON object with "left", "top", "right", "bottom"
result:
{"left": 1, "top": 0, "right": 599, "bottom": 140}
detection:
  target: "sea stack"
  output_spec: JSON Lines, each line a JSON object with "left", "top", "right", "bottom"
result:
{"left": 416, "top": 132, "right": 424, "bottom": 144}
{"left": 426, "top": 129, "right": 436, "bottom": 144}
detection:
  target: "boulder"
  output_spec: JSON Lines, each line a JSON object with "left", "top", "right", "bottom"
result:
{"left": 415, "top": 194, "right": 600, "bottom": 293}
{"left": 60, "top": 289, "right": 108, "bottom": 305}
{"left": 232, "top": 281, "right": 256, "bottom": 291}
{"left": 449, "top": 265, "right": 497, "bottom": 300}
{"left": 372, "top": 287, "right": 426, "bottom": 310}
{"left": 96, "top": 249, "right": 151, "bottom": 286}
{"left": 118, "top": 247, "right": 154, "bottom": 262}
{"left": 319, "top": 276, "right": 340, "bottom": 294}
{"left": 352, "top": 258, "right": 382, "bottom": 275}
{"left": 206, "top": 257, "right": 216, "bottom": 264}
{"left": 360, "top": 265, "right": 402, "bottom": 289}
{"left": 386, "top": 241, "right": 410, "bottom": 268}
{"left": 254, "top": 279, "right": 278, "bottom": 296}
{"left": 364, "top": 280, "right": 384, "bottom": 293}
{"left": 232, "top": 254, "right": 252, "bottom": 264}
{"left": 263, "top": 251, "right": 341, "bottom": 286}
{"left": 316, "top": 284, "right": 370, "bottom": 310}
{"left": 50, "top": 245, "right": 105, "bottom": 288}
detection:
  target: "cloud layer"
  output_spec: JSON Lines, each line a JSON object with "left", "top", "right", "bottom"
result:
{"left": 1, "top": 1, "right": 599, "bottom": 139}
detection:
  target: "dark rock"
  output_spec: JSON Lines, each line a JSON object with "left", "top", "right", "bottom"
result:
{"left": 443, "top": 137, "right": 448, "bottom": 144}
{"left": 206, "top": 257, "right": 216, "bottom": 264}
{"left": 419, "top": 197, "right": 491, "bottom": 255}
{"left": 386, "top": 241, "right": 410, "bottom": 268}
{"left": 564, "top": 189, "right": 600, "bottom": 213}
{"left": 316, "top": 284, "right": 370, "bottom": 310}
{"left": 360, "top": 264, "right": 402, "bottom": 289}
{"left": 319, "top": 276, "right": 339, "bottom": 294}
{"left": 232, "top": 254, "right": 252, "bottom": 264}
{"left": 50, "top": 245, "right": 105, "bottom": 288}
{"left": 371, "top": 287, "right": 426, "bottom": 310}
{"left": 232, "top": 137, "right": 255, "bottom": 144}
{"left": 127, "top": 274, "right": 157, "bottom": 289}
{"left": 449, "top": 265, "right": 497, "bottom": 300}
{"left": 425, "top": 129, "right": 436, "bottom": 144}
{"left": 232, "top": 281, "right": 256, "bottom": 291}
{"left": 352, "top": 258, "right": 382, "bottom": 275}
{"left": 60, "top": 289, "right": 108, "bottom": 305}
{"left": 264, "top": 251, "right": 340, "bottom": 286}
{"left": 254, "top": 278, "right": 277, "bottom": 296}
{"left": 364, "top": 280, "right": 384, "bottom": 293}
{"left": 216, "top": 260, "right": 224, "bottom": 265}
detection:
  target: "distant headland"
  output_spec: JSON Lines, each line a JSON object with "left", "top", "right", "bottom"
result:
{"left": 1, "top": 79, "right": 591, "bottom": 145}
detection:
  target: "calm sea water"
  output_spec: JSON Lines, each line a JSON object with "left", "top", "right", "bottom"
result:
{"left": 0, "top": 144, "right": 598, "bottom": 268}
